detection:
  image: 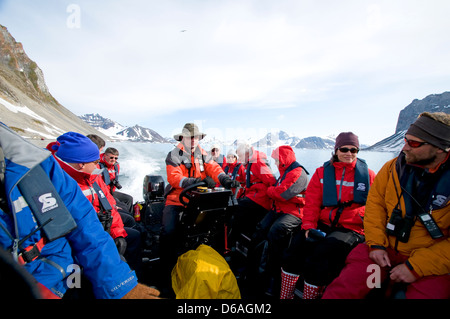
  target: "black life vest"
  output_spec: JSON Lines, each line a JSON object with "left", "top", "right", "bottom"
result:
{"left": 322, "top": 158, "right": 370, "bottom": 207}
{"left": 224, "top": 163, "right": 242, "bottom": 180}
{"left": 396, "top": 153, "right": 450, "bottom": 217}
{"left": 91, "top": 182, "right": 113, "bottom": 234}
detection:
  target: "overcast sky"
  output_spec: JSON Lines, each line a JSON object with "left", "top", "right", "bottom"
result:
{"left": 1, "top": 0, "right": 449, "bottom": 144}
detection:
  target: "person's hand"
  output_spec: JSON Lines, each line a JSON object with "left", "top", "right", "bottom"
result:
{"left": 369, "top": 249, "right": 391, "bottom": 267}
{"left": 220, "top": 176, "right": 240, "bottom": 189}
{"left": 202, "top": 176, "right": 216, "bottom": 188}
{"left": 122, "top": 283, "right": 161, "bottom": 299}
{"left": 181, "top": 177, "right": 202, "bottom": 188}
{"left": 229, "top": 180, "right": 240, "bottom": 188}
{"left": 114, "top": 237, "right": 127, "bottom": 256}
{"left": 390, "top": 264, "right": 417, "bottom": 283}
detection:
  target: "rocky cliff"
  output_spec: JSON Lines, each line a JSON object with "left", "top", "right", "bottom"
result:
{"left": 0, "top": 24, "right": 107, "bottom": 145}
{"left": 366, "top": 91, "right": 450, "bottom": 152}
{"left": 395, "top": 92, "right": 450, "bottom": 132}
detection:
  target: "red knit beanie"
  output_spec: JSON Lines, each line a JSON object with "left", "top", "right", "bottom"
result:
{"left": 335, "top": 132, "right": 360, "bottom": 151}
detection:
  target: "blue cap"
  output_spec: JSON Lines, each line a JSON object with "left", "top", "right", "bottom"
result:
{"left": 55, "top": 132, "right": 100, "bottom": 163}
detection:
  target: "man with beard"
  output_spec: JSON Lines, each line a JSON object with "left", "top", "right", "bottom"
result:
{"left": 322, "top": 112, "right": 450, "bottom": 299}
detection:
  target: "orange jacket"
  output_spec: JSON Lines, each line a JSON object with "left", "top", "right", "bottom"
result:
{"left": 364, "top": 155, "right": 450, "bottom": 277}
{"left": 165, "top": 143, "right": 225, "bottom": 206}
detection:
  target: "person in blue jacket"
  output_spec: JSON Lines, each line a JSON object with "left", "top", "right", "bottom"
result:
{"left": 0, "top": 122, "right": 159, "bottom": 299}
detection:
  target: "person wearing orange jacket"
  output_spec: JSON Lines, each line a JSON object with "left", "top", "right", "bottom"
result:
{"left": 280, "top": 132, "right": 376, "bottom": 299}
{"left": 51, "top": 132, "right": 143, "bottom": 278}
{"left": 160, "top": 123, "right": 238, "bottom": 295}
{"left": 323, "top": 112, "right": 450, "bottom": 299}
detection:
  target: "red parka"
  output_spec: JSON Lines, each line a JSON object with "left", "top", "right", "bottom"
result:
{"left": 266, "top": 146, "right": 308, "bottom": 219}
{"left": 53, "top": 155, "right": 128, "bottom": 239}
{"left": 242, "top": 148, "right": 277, "bottom": 210}
{"left": 302, "top": 159, "right": 376, "bottom": 235}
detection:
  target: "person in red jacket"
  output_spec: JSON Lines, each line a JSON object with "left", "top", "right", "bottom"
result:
{"left": 279, "top": 132, "right": 376, "bottom": 299}
{"left": 99, "top": 147, "right": 134, "bottom": 215}
{"left": 223, "top": 149, "right": 246, "bottom": 197}
{"left": 51, "top": 132, "right": 143, "bottom": 277}
{"left": 255, "top": 145, "right": 309, "bottom": 297}
{"left": 230, "top": 142, "right": 277, "bottom": 244}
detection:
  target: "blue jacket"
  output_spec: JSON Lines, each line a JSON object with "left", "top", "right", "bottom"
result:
{"left": 0, "top": 123, "right": 137, "bottom": 298}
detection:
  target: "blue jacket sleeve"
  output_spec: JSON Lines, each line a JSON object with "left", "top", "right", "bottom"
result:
{"left": 44, "top": 156, "right": 138, "bottom": 298}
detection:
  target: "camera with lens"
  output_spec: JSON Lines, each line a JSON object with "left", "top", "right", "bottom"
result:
{"left": 112, "top": 179, "right": 122, "bottom": 190}
{"left": 386, "top": 208, "right": 414, "bottom": 243}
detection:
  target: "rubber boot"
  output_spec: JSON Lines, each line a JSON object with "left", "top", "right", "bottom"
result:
{"left": 303, "top": 281, "right": 324, "bottom": 299}
{"left": 280, "top": 268, "right": 299, "bottom": 299}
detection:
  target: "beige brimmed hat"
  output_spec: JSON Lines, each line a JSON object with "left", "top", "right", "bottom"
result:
{"left": 174, "top": 123, "right": 206, "bottom": 141}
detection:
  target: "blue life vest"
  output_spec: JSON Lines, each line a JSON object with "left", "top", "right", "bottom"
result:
{"left": 322, "top": 158, "right": 370, "bottom": 207}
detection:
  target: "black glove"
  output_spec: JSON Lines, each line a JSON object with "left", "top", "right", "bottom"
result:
{"left": 114, "top": 237, "right": 127, "bottom": 256}
{"left": 181, "top": 177, "right": 202, "bottom": 188}
{"left": 202, "top": 176, "right": 216, "bottom": 188}
{"left": 230, "top": 180, "right": 240, "bottom": 188}
{"left": 220, "top": 176, "right": 240, "bottom": 189}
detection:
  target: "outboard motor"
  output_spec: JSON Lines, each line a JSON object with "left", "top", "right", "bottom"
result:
{"left": 143, "top": 174, "right": 165, "bottom": 204}
{"left": 140, "top": 175, "right": 166, "bottom": 267}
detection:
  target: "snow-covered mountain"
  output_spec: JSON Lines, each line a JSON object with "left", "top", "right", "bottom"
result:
{"left": 79, "top": 113, "right": 171, "bottom": 143}
{"left": 252, "top": 130, "right": 335, "bottom": 149}
{"left": 295, "top": 136, "right": 335, "bottom": 149}
{"left": 252, "top": 130, "right": 301, "bottom": 148}
{"left": 116, "top": 125, "right": 168, "bottom": 143}
{"left": 79, "top": 113, "right": 126, "bottom": 138}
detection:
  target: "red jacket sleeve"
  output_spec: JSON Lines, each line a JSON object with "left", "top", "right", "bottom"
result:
{"left": 267, "top": 167, "right": 307, "bottom": 202}
{"left": 301, "top": 168, "right": 323, "bottom": 230}
{"left": 253, "top": 161, "right": 277, "bottom": 186}
{"left": 205, "top": 158, "right": 226, "bottom": 184}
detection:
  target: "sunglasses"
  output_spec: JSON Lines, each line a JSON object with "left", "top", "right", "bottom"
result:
{"left": 107, "top": 155, "right": 119, "bottom": 160}
{"left": 338, "top": 147, "right": 359, "bottom": 154}
{"left": 404, "top": 137, "right": 429, "bottom": 148}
